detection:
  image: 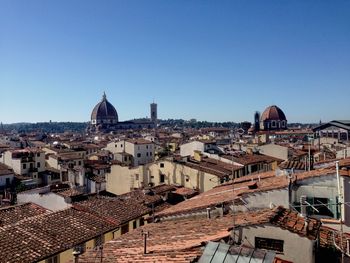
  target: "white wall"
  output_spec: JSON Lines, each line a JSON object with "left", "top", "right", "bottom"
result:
{"left": 240, "top": 188, "right": 289, "bottom": 211}
{"left": 17, "top": 189, "right": 71, "bottom": 211}
{"left": 258, "top": 144, "right": 288, "bottom": 161}
{"left": 236, "top": 224, "right": 315, "bottom": 263}
{"left": 180, "top": 141, "right": 204, "bottom": 157}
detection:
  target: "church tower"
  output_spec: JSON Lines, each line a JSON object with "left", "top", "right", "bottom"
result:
{"left": 254, "top": 111, "right": 260, "bottom": 132}
{"left": 150, "top": 102, "right": 157, "bottom": 127}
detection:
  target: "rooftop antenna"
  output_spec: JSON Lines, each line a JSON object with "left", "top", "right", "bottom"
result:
{"left": 231, "top": 153, "right": 236, "bottom": 244}
{"left": 336, "top": 161, "right": 345, "bottom": 263}
{"left": 308, "top": 140, "right": 311, "bottom": 171}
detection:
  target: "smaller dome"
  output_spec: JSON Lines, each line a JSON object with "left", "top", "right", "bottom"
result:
{"left": 261, "top": 105, "right": 286, "bottom": 121}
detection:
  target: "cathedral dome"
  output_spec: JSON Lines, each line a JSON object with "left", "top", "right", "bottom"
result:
{"left": 91, "top": 93, "right": 118, "bottom": 125}
{"left": 261, "top": 105, "right": 286, "bottom": 122}
{"left": 259, "top": 105, "right": 287, "bottom": 131}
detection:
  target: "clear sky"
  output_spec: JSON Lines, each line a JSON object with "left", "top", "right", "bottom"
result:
{"left": 0, "top": 1, "right": 349, "bottom": 124}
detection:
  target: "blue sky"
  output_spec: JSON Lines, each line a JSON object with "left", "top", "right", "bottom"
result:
{"left": 0, "top": 1, "right": 349, "bottom": 123}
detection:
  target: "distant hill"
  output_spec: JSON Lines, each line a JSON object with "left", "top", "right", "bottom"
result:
{"left": 2, "top": 122, "right": 88, "bottom": 133}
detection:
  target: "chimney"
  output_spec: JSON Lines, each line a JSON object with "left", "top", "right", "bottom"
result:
{"left": 194, "top": 150, "right": 202, "bottom": 162}
{"left": 206, "top": 207, "right": 211, "bottom": 219}
{"left": 300, "top": 195, "right": 307, "bottom": 217}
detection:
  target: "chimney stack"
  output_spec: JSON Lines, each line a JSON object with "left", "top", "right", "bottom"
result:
{"left": 206, "top": 207, "right": 211, "bottom": 219}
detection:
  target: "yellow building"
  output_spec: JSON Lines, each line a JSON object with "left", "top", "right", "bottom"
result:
{"left": 107, "top": 154, "right": 242, "bottom": 195}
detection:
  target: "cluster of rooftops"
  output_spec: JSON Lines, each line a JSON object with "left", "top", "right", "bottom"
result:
{"left": 1, "top": 159, "right": 350, "bottom": 262}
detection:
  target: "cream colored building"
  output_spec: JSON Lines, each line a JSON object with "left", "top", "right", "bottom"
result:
{"left": 107, "top": 154, "right": 239, "bottom": 195}
{"left": 180, "top": 140, "right": 221, "bottom": 157}
{"left": 0, "top": 149, "right": 45, "bottom": 184}
{"left": 105, "top": 138, "right": 154, "bottom": 166}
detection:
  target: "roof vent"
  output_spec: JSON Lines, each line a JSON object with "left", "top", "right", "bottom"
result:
{"left": 248, "top": 182, "right": 258, "bottom": 189}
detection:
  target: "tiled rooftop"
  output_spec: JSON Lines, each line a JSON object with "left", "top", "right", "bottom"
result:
{"left": 0, "top": 208, "right": 118, "bottom": 263}
{"left": 73, "top": 196, "right": 151, "bottom": 225}
{"left": 222, "top": 153, "right": 282, "bottom": 165}
{"left": 156, "top": 168, "right": 337, "bottom": 218}
{"left": 75, "top": 206, "right": 318, "bottom": 263}
{"left": 74, "top": 208, "right": 279, "bottom": 263}
{"left": 126, "top": 138, "right": 153, "bottom": 145}
{"left": 0, "top": 203, "right": 49, "bottom": 227}
{"left": 270, "top": 207, "right": 321, "bottom": 240}
{"left": 176, "top": 157, "right": 241, "bottom": 178}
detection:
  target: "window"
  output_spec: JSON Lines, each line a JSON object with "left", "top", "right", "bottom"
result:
{"left": 46, "top": 255, "right": 59, "bottom": 263}
{"left": 94, "top": 235, "right": 104, "bottom": 247}
{"left": 150, "top": 152, "right": 152, "bottom": 156}
{"left": 140, "top": 218, "right": 145, "bottom": 226}
{"left": 6, "top": 178, "right": 10, "bottom": 185}
{"left": 255, "top": 237, "right": 284, "bottom": 252}
{"left": 146, "top": 145, "right": 148, "bottom": 149}
{"left": 121, "top": 224, "right": 129, "bottom": 234}
{"left": 37, "top": 162, "right": 41, "bottom": 168}
{"left": 124, "top": 156, "right": 128, "bottom": 162}
{"left": 37, "top": 153, "right": 40, "bottom": 157}
{"left": 271, "top": 121, "right": 276, "bottom": 128}
{"left": 30, "top": 163, "right": 33, "bottom": 169}
{"left": 133, "top": 220, "right": 137, "bottom": 229}
{"left": 146, "top": 152, "right": 149, "bottom": 156}
{"left": 78, "top": 161, "right": 82, "bottom": 166}
{"left": 112, "top": 230, "right": 119, "bottom": 239}
{"left": 160, "top": 174, "right": 165, "bottom": 183}
{"left": 160, "top": 163, "right": 164, "bottom": 168}
{"left": 137, "top": 153, "right": 141, "bottom": 158}
{"left": 185, "top": 176, "right": 189, "bottom": 182}
{"left": 51, "top": 173, "right": 61, "bottom": 181}
{"left": 121, "top": 144, "right": 123, "bottom": 147}
{"left": 22, "top": 163, "right": 26, "bottom": 169}
{"left": 74, "top": 243, "right": 86, "bottom": 254}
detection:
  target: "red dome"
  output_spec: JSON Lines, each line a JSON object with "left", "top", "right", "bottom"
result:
{"left": 261, "top": 105, "right": 286, "bottom": 121}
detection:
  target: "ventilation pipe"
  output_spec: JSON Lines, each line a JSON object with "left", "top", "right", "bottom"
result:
{"left": 206, "top": 207, "right": 211, "bottom": 219}
{"left": 300, "top": 195, "right": 307, "bottom": 217}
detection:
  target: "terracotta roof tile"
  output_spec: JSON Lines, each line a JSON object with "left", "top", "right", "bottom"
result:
{"left": 156, "top": 168, "right": 337, "bottom": 218}
{"left": 74, "top": 208, "right": 280, "bottom": 263}
{"left": 0, "top": 203, "right": 49, "bottom": 227}
{"left": 0, "top": 208, "right": 118, "bottom": 263}
{"left": 73, "top": 196, "right": 151, "bottom": 225}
